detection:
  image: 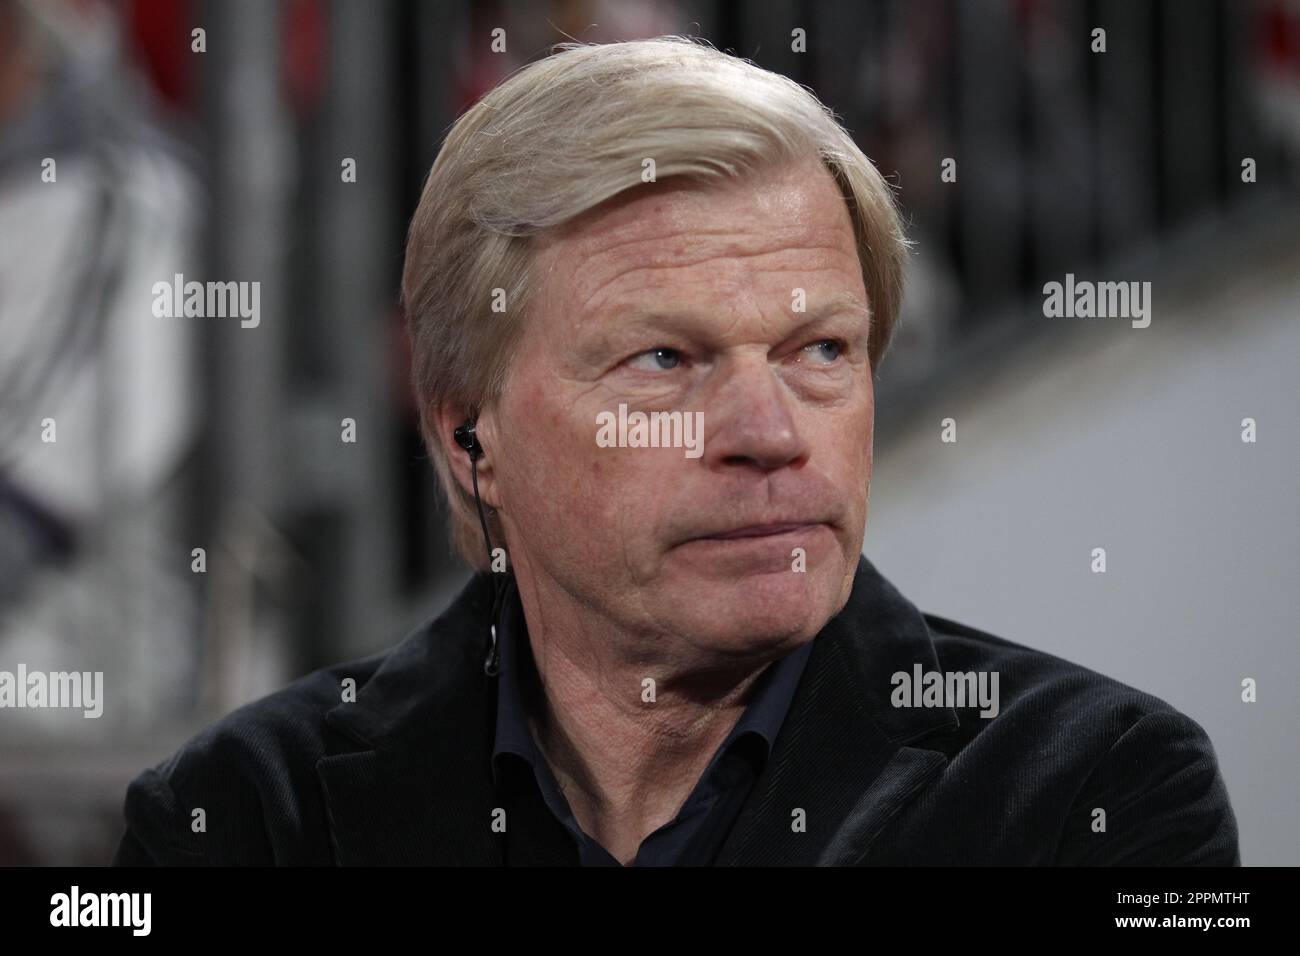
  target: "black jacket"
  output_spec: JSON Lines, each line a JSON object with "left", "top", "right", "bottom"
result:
{"left": 112, "top": 556, "right": 1239, "bottom": 865}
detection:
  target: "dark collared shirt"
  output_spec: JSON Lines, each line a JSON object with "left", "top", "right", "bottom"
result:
{"left": 489, "top": 575, "right": 813, "bottom": 866}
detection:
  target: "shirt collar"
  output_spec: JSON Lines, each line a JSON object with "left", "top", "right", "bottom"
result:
{"left": 490, "top": 574, "right": 814, "bottom": 789}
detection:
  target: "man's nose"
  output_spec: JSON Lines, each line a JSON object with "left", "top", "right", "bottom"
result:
{"left": 701, "top": 354, "right": 810, "bottom": 471}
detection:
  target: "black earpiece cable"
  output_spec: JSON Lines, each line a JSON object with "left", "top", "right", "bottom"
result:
{"left": 458, "top": 420, "right": 506, "bottom": 676}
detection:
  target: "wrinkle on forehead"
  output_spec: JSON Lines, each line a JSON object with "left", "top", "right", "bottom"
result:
{"left": 533, "top": 159, "right": 863, "bottom": 332}
{"left": 575, "top": 239, "right": 862, "bottom": 324}
{"left": 542, "top": 158, "right": 848, "bottom": 254}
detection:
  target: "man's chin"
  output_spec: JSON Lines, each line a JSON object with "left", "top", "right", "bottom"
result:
{"left": 657, "top": 565, "right": 842, "bottom": 648}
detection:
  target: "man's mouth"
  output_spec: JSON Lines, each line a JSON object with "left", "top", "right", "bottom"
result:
{"left": 697, "top": 521, "right": 824, "bottom": 541}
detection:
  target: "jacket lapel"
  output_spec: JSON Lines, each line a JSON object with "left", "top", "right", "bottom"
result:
{"left": 315, "top": 572, "right": 507, "bottom": 865}
{"left": 715, "top": 556, "right": 959, "bottom": 866}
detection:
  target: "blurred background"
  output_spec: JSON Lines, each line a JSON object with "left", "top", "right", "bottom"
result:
{"left": 0, "top": 0, "right": 1296, "bottom": 865}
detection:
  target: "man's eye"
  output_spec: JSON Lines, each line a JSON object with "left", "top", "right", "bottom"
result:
{"left": 627, "top": 347, "right": 683, "bottom": 372}
{"left": 802, "top": 339, "right": 844, "bottom": 365}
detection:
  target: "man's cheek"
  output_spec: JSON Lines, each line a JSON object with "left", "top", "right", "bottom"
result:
{"left": 586, "top": 457, "right": 656, "bottom": 533}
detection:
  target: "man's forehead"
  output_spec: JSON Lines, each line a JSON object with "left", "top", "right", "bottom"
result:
{"left": 538, "top": 158, "right": 850, "bottom": 260}
{"left": 542, "top": 213, "right": 861, "bottom": 314}
{"left": 530, "top": 162, "right": 864, "bottom": 334}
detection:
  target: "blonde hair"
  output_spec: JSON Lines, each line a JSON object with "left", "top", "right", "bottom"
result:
{"left": 400, "top": 36, "right": 910, "bottom": 570}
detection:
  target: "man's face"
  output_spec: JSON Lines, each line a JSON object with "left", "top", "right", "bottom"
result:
{"left": 483, "top": 156, "right": 875, "bottom": 666}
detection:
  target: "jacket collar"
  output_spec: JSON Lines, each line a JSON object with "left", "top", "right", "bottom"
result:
{"left": 489, "top": 570, "right": 816, "bottom": 791}
{"left": 316, "top": 570, "right": 505, "bottom": 865}
{"left": 714, "top": 555, "right": 960, "bottom": 865}
{"left": 316, "top": 555, "right": 959, "bottom": 865}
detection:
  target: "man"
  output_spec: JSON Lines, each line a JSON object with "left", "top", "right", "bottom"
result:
{"left": 113, "top": 37, "right": 1238, "bottom": 866}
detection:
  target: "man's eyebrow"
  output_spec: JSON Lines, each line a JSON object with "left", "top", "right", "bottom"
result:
{"left": 803, "top": 293, "right": 872, "bottom": 324}
{"left": 593, "top": 293, "right": 872, "bottom": 335}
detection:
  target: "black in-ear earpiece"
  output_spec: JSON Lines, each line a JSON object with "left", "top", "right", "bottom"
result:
{"left": 454, "top": 421, "right": 483, "bottom": 460}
